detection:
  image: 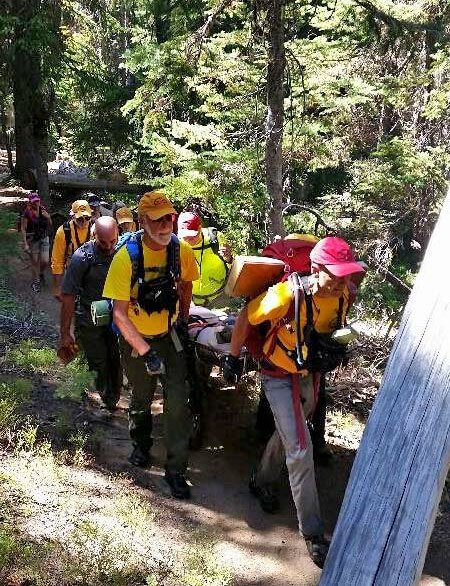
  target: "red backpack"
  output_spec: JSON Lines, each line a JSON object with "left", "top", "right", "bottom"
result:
{"left": 244, "top": 234, "right": 320, "bottom": 359}
{"left": 261, "top": 234, "right": 319, "bottom": 279}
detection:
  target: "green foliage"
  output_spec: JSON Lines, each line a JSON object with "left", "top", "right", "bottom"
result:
{"left": 7, "top": 0, "right": 447, "bottom": 317}
{"left": 7, "top": 340, "right": 58, "bottom": 373}
{"left": 0, "top": 398, "right": 19, "bottom": 440}
{"left": 0, "top": 210, "right": 21, "bottom": 295}
{"left": 0, "top": 527, "right": 50, "bottom": 583}
{"left": 0, "top": 378, "right": 33, "bottom": 440}
{"left": 54, "top": 357, "right": 96, "bottom": 402}
{"left": 67, "top": 430, "right": 90, "bottom": 467}
{"left": 180, "top": 531, "right": 233, "bottom": 586}
{"left": 15, "top": 420, "right": 39, "bottom": 453}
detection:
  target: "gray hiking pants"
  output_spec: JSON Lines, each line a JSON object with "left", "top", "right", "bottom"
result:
{"left": 255, "top": 373, "right": 324, "bottom": 537}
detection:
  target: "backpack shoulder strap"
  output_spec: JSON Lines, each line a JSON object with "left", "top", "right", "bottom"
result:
{"left": 124, "top": 232, "right": 143, "bottom": 288}
{"left": 288, "top": 273, "right": 312, "bottom": 369}
{"left": 337, "top": 295, "right": 345, "bottom": 327}
{"left": 300, "top": 275, "right": 314, "bottom": 335}
{"left": 168, "top": 233, "right": 181, "bottom": 281}
{"left": 79, "top": 240, "right": 97, "bottom": 287}
{"left": 63, "top": 221, "right": 72, "bottom": 248}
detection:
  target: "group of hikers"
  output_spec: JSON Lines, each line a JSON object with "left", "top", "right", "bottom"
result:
{"left": 19, "top": 188, "right": 366, "bottom": 568}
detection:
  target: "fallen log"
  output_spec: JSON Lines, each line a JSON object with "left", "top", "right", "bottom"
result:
{"left": 48, "top": 173, "right": 152, "bottom": 194}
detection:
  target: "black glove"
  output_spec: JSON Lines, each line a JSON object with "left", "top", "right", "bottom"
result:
{"left": 143, "top": 349, "right": 165, "bottom": 375}
{"left": 222, "top": 354, "right": 243, "bottom": 384}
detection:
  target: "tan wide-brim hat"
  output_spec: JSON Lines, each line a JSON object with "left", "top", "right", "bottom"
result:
{"left": 71, "top": 200, "right": 93, "bottom": 219}
{"left": 115, "top": 207, "right": 134, "bottom": 225}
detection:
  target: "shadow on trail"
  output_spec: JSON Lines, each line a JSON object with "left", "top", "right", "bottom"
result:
{"left": 21, "top": 342, "right": 449, "bottom": 586}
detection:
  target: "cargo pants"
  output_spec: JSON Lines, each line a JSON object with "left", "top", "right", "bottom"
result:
{"left": 119, "top": 334, "right": 191, "bottom": 474}
{"left": 76, "top": 322, "right": 122, "bottom": 410}
{"left": 255, "top": 373, "right": 324, "bottom": 537}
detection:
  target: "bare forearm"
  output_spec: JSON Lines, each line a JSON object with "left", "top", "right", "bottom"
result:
{"left": 230, "top": 306, "right": 251, "bottom": 357}
{"left": 20, "top": 219, "right": 28, "bottom": 246}
{"left": 178, "top": 281, "right": 192, "bottom": 322}
{"left": 53, "top": 273, "right": 63, "bottom": 293}
{"left": 60, "top": 294, "right": 75, "bottom": 337}
{"left": 113, "top": 306, "right": 150, "bottom": 356}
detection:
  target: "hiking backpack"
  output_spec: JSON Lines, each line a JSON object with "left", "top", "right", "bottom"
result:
{"left": 63, "top": 220, "right": 92, "bottom": 259}
{"left": 17, "top": 204, "right": 50, "bottom": 240}
{"left": 244, "top": 234, "right": 358, "bottom": 373}
{"left": 114, "top": 230, "right": 181, "bottom": 322}
{"left": 261, "top": 234, "right": 319, "bottom": 279}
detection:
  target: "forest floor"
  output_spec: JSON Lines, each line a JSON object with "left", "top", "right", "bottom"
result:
{"left": 0, "top": 193, "right": 448, "bottom": 586}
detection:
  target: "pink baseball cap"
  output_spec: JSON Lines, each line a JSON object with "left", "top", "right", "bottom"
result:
{"left": 178, "top": 212, "right": 201, "bottom": 238}
{"left": 310, "top": 237, "right": 365, "bottom": 277}
{"left": 28, "top": 192, "right": 40, "bottom": 203}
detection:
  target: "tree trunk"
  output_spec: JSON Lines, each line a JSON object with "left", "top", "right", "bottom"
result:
{"left": 154, "top": 0, "right": 171, "bottom": 44}
{"left": 265, "top": 0, "right": 286, "bottom": 239}
{"left": 319, "top": 190, "right": 450, "bottom": 585}
{"left": 12, "top": 0, "right": 50, "bottom": 202}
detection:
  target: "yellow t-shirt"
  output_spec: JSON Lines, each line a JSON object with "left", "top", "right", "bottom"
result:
{"left": 247, "top": 280, "right": 350, "bottom": 373}
{"left": 51, "top": 220, "right": 92, "bottom": 275}
{"left": 103, "top": 238, "right": 199, "bottom": 337}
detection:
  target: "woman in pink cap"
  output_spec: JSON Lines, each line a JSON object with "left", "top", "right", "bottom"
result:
{"left": 20, "top": 192, "right": 52, "bottom": 293}
{"left": 225, "top": 236, "right": 365, "bottom": 567}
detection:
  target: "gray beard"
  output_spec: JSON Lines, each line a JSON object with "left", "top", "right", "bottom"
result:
{"left": 146, "top": 229, "right": 172, "bottom": 247}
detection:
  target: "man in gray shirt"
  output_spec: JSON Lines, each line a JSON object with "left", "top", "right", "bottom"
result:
{"left": 58, "top": 217, "right": 122, "bottom": 411}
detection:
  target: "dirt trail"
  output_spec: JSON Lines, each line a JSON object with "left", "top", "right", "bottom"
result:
{"left": 11, "top": 256, "right": 325, "bottom": 585}
{"left": 3, "top": 194, "right": 448, "bottom": 586}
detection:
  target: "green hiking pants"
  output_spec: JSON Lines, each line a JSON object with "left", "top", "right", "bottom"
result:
{"left": 119, "top": 334, "right": 192, "bottom": 473}
{"left": 75, "top": 322, "right": 122, "bottom": 409}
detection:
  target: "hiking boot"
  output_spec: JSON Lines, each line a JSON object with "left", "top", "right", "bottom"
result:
{"left": 249, "top": 471, "right": 280, "bottom": 514}
{"left": 304, "top": 535, "right": 330, "bottom": 568}
{"left": 164, "top": 471, "right": 191, "bottom": 500}
{"left": 128, "top": 445, "right": 151, "bottom": 468}
{"left": 31, "top": 280, "right": 41, "bottom": 293}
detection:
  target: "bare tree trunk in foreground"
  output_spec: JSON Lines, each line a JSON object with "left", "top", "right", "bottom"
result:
{"left": 320, "top": 190, "right": 450, "bottom": 585}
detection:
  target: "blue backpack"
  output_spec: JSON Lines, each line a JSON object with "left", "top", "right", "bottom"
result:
{"left": 114, "top": 230, "right": 181, "bottom": 325}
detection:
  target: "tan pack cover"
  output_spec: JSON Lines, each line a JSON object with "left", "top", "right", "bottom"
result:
{"left": 225, "top": 255, "right": 285, "bottom": 298}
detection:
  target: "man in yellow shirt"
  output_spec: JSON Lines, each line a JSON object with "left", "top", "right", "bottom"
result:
{"left": 51, "top": 200, "right": 93, "bottom": 300}
{"left": 225, "top": 236, "right": 364, "bottom": 567}
{"left": 177, "top": 212, "right": 232, "bottom": 307}
{"left": 103, "top": 190, "right": 199, "bottom": 499}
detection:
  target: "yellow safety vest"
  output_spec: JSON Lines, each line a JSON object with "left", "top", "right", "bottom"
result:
{"left": 191, "top": 228, "right": 229, "bottom": 305}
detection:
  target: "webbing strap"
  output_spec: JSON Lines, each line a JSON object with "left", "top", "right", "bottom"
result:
{"left": 291, "top": 375, "right": 308, "bottom": 450}
{"left": 337, "top": 295, "right": 345, "bottom": 327}
{"left": 136, "top": 233, "right": 145, "bottom": 283}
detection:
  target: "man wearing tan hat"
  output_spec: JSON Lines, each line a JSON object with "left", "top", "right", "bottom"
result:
{"left": 103, "top": 190, "right": 199, "bottom": 499}
{"left": 115, "top": 206, "right": 136, "bottom": 234}
{"left": 51, "top": 200, "right": 93, "bottom": 300}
